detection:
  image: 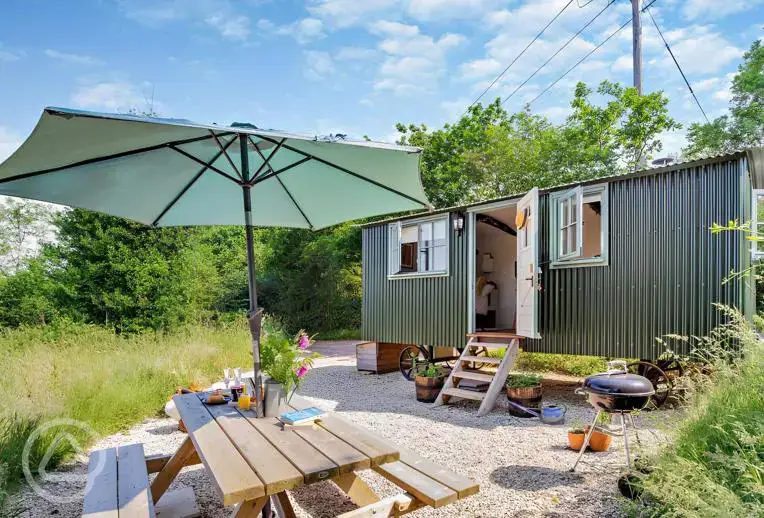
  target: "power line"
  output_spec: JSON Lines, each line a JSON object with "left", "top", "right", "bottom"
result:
{"left": 528, "top": 0, "right": 659, "bottom": 105}
{"left": 465, "top": 0, "right": 575, "bottom": 114}
{"left": 501, "top": 0, "right": 617, "bottom": 106}
{"left": 645, "top": 5, "right": 710, "bottom": 123}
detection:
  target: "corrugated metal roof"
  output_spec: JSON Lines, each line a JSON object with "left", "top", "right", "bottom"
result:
{"left": 361, "top": 149, "right": 753, "bottom": 228}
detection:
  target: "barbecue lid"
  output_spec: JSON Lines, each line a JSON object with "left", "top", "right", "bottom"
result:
{"left": 583, "top": 372, "right": 655, "bottom": 396}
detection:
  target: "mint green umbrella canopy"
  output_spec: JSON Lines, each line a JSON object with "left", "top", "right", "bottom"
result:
{"left": 0, "top": 107, "right": 430, "bottom": 418}
{"left": 0, "top": 108, "right": 429, "bottom": 228}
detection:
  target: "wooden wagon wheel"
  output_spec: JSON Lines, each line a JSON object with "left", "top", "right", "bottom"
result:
{"left": 399, "top": 346, "right": 429, "bottom": 381}
{"left": 466, "top": 346, "right": 489, "bottom": 370}
{"left": 626, "top": 360, "right": 671, "bottom": 409}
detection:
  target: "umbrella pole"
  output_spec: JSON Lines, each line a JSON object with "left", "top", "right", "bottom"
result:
{"left": 240, "top": 134, "right": 264, "bottom": 418}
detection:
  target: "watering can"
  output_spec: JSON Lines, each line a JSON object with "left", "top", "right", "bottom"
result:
{"left": 507, "top": 401, "right": 567, "bottom": 424}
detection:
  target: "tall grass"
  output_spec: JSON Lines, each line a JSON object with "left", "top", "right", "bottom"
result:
{"left": 0, "top": 320, "right": 258, "bottom": 507}
{"left": 632, "top": 308, "right": 764, "bottom": 517}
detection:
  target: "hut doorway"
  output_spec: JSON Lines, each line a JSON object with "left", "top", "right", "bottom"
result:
{"left": 471, "top": 202, "right": 518, "bottom": 333}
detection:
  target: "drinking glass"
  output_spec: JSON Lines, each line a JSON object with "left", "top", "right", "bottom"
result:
{"left": 224, "top": 368, "right": 231, "bottom": 387}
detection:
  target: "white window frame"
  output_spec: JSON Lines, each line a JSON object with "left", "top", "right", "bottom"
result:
{"left": 550, "top": 183, "right": 609, "bottom": 268}
{"left": 752, "top": 189, "right": 764, "bottom": 261}
{"left": 388, "top": 214, "right": 450, "bottom": 279}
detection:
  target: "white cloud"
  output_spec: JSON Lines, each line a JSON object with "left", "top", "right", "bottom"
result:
{"left": 658, "top": 26, "right": 743, "bottom": 75}
{"left": 370, "top": 21, "right": 465, "bottom": 94}
{"left": 72, "top": 81, "right": 157, "bottom": 112}
{"left": 692, "top": 77, "right": 721, "bottom": 93}
{"left": 406, "top": 0, "right": 505, "bottom": 21}
{"left": 335, "top": 47, "right": 378, "bottom": 61}
{"left": 0, "top": 44, "right": 23, "bottom": 62}
{"left": 259, "top": 17, "right": 325, "bottom": 44}
{"left": 611, "top": 54, "right": 632, "bottom": 72}
{"left": 308, "top": 0, "right": 399, "bottom": 28}
{"left": 205, "top": 14, "right": 250, "bottom": 40}
{"left": 309, "top": 0, "right": 503, "bottom": 27}
{"left": 683, "top": 0, "right": 764, "bottom": 21}
{"left": 0, "top": 127, "right": 22, "bottom": 162}
{"left": 540, "top": 105, "right": 570, "bottom": 123}
{"left": 459, "top": 58, "right": 502, "bottom": 80}
{"left": 117, "top": 0, "right": 251, "bottom": 41}
{"left": 304, "top": 51, "right": 336, "bottom": 81}
{"left": 44, "top": 49, "right": 101, "bottom": 66}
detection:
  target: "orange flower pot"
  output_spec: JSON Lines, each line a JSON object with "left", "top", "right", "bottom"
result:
{"left": 568, "top": 431, "right": 586, "bottom": 450}
{"left": 586, "top": 426, "right": 612, "bottom": 452}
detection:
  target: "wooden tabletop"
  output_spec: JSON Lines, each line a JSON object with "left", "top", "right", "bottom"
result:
{"left": 173, "top": 393, "right": 400, "bottom": 506}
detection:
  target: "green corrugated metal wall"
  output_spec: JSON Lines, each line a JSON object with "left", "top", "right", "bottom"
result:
{"left": 362, "top": 221, "right": 468, "bottom": 346}
{"left": 362, "top": 155, "right": 752, "bottom": 359}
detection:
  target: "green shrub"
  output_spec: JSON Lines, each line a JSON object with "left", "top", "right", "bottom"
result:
{"left": 506, "top": 374, "right": 542, "bottom": 388}
{"left": 632, "top": 308, "right": 764, "bottom": 517}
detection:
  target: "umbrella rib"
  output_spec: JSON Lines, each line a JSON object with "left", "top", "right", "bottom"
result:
{"left": 276, "top": 176, "right": 314, "bottom": 229}
{"left": 151, "top": 137, "right": 238, "bottom": 226}
{"left": 251, "top": 157, "right": 311, "bottom": 185}
{"left": 0, "top": 132, "right": 232, "bottom": 186}
{"left": 210, "top": 131, "right": 242, "bottom": 180}
{"left": 169, "top": 145, "right": 243, "bottom": 184}
{"left": 250, "top": 137, "right": 285, "bottom": 180}
{"left": 254, "top": 135, "right": 429, "bottom": 207}
{"left": 248, "top": 139, "right": 313, "bottom": 228}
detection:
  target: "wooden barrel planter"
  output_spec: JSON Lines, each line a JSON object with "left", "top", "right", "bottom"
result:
{"left": 506, "top": 385, "right": 543, "bottom": 417}
{"left": 415, "top": 375, "right": 445, "bottom": 403}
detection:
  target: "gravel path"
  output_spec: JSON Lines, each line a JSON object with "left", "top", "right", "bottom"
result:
{"left": 4, "top": 343, "right": 672, "bottom": 517}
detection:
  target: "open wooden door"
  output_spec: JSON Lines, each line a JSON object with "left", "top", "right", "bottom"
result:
{"left": 516, "top": 187, "right": 541, "bottom": 339}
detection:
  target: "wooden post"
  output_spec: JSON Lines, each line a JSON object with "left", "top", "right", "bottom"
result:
{"left": 632, "top": 0, "right": 642, "bottom": 94}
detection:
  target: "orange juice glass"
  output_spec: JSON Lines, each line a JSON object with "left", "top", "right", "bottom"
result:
{"left": 238, "top": 393, "right": 251, "bottom": 410}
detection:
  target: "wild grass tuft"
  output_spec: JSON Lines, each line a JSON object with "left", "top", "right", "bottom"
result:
{"left": 0, "top": 320, "right": 264, "bottom": 507}
{"left": 630, "top": 307, "right": 764, "bottom": 517}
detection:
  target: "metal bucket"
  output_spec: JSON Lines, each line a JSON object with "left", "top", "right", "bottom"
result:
{"left": 507, "top": 400, "right": 567, "bottom": 424}
{"left": 264, "top": 380, "right": 287, "bottom": 417}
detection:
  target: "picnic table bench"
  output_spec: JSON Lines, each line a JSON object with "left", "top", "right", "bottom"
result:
{"left": 83, "top": 392, "right": 477, "bottom": 517}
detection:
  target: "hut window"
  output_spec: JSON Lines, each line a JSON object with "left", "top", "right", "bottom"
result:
{"left": 550, "top": 183, "right": 608, "bottom": 268}
{"left": 388, "top": 216, "right": 449, "bottom": 277}
{"left": 753, "top": 190, "right": 764, "bottom": 260}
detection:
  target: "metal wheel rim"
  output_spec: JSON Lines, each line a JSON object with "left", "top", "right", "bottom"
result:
{"left": 627, "top": 361, "right": 671, "bottom": 409}
{"left": 399, "top": 346, "right": 428, "bottom": 381}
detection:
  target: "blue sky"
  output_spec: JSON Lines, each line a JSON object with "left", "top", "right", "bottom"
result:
{"left": 0, "top": 0, "right": 762, "bottom": 162}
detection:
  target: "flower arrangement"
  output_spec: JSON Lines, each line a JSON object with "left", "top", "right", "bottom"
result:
{"left": 261, "top": 329, "right": 321, "bottom": 398}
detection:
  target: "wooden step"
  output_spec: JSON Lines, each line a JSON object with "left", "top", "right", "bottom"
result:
{"left": 470, "top": 342, "right": 507, "bottom": 349}
{"left": 453, "top": 370, "right": 494, "bottom": 383}
{"left": 459, "top": 355, "right": 501, "bottom": 364}
{"left": 440, "top": 388, "right": 485, "bottom": 401}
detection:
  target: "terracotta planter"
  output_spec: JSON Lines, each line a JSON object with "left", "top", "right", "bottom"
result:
{"left": 506, "top": 384, "right": 543, "bottom": 417}
{"left": 567, "top": 431, "right": 585, "bottom": 450}
{"left": 585, "top": 426, "right": 612, "bottom": 452}
{"left": 415, "top": 375, "right": 445, "bottom": 403}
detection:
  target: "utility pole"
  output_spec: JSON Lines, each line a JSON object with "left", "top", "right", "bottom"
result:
{"left": 632, "top": 0, "right": 643, "bottom": 94}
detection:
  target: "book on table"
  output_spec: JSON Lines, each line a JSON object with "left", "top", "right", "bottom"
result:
{"left": 279, "top": 407, "right": 326, "bottom": 425}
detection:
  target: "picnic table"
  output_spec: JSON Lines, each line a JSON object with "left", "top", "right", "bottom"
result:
{"left": 150, "top": 393, "right": 478, "bottom": 517}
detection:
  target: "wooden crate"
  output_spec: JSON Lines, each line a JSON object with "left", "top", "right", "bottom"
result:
{"left": 356, "top": 342, "right": 412, "bottom": 374}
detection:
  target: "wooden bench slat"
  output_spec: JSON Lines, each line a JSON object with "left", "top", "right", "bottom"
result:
{"left": 82, "top": 447, "right": 118, "bottom": 518}
{"left": 292, "top": 426, "right": 371, "bottom": 474}
{"left": 288, "top": 398, "right": 398, "bottom": 466}
{"left": 206, "top": 403, "right": 304, "bottom": 494}
{"left": 174, "top": 394, "right": 264, "bottom": 505}
{"left": 397, "top": 447, "right": 479, "bottom": 499}
{"left": 373, "top": 461, "right": 457, "bottom": 508}
{"left": 117, "top": 444, "right": 155, "bottom": 518}
{"left": 238, "top": 409, "right": 338, "bottom": 484}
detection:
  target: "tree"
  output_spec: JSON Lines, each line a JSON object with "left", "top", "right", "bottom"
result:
{"left": 564, "top": 81, "right": 680, "bottom": 172}
{"left": 0, "top": 198, "right": 55, "bottom": 273}
{"left": 685, "top": 40, "right": 764, "bottom": 158}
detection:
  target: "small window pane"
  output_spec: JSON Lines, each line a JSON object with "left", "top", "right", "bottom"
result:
{"left": 401, "top": 225, "right": 418, "bottom": 243}
{"left": 433, "top": 219, "right": 446, "bottom": 240}
{"left": 420, "top": 222, "right": 433, "bottom": 244}
{"left": 561, "top": 227, "right": 569, "bottom": 255}
{"left": 433, "top": 246, "right": 446, "bottom": 271}
{"left": 567, "top": 222, "right": 576, "bottom": 255}
{"left": 561, "top": 199, "right": 569, "bottom": 225}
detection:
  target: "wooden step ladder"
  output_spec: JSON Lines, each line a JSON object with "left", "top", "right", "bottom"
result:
{"left": 432, "top": 333, "right": 521, "bottom": 417}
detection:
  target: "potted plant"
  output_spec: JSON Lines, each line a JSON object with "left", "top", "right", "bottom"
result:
{"left": 414, "top": 363, "right": 446, "bottom": 403}
{"left": 506, "top": 374, "right": 543, "bottom": 417}
{"left": 567, "top": 420, "right": 586, "bottom": 450}
{"left": 261, "top": 330, "right": 320, "bottom": 416}
{"left": 586, "top": 412, "right": 612, "bottom": 452}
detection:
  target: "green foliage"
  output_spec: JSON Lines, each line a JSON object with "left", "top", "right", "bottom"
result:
{"left": 0, "top": 198, "right": 54, "bottom": 273}
{"left": 489, "top": 349, "right": 608, "bottom": 377}
{"left": 633, "top": 309, "right": 764, "bottom": 517}
{"left": 415, "top": 363, "right": 445, "bottom": 378}
{"left": 260, "top": 330, "right": 320, "bottom": 393}
{"left": 685, "top": 40, "right": 764, "bottom": 158}
{"left": 506, "top": 373, "right": 542, "bottom": 388}
{"left": 0, "top": 321, "right": 256, "bottom": 508}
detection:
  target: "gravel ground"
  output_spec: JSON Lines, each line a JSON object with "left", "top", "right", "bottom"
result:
{"left": 4, "top": 343, "right": 673, "bottom": 518}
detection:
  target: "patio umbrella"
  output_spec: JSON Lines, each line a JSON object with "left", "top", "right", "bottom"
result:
{"left": 0, "top": 107, "right": 430, "bottom": 416}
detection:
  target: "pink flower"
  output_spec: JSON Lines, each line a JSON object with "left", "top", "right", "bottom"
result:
{"left": 298, "top": 334, "right": 310, "bottom": 350}
{"left": 295, "top": 365, "right": 309, "bottom": 378}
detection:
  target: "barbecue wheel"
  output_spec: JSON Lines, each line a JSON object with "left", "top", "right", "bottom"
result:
{"left": 399, "top": 346, "right": 429, "bottom": 381}
{"left": 626, "top": 360, "right": 671, "bottom": 409}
